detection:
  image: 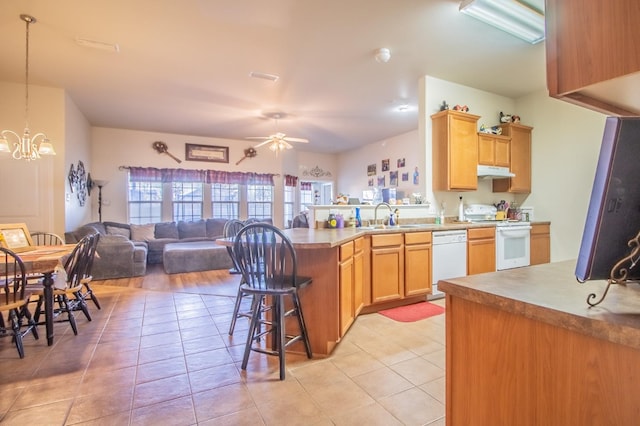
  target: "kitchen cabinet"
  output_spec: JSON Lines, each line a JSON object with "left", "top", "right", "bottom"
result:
{"left": 432, "top": 110, "right": 480, "bottom": 191}
{"left": 530, "top": 223, "right": 551, "bottom": 265}
{"left": 478, "top": 133, "right": 510, "bottom": 167}
{"left": 493, "top": 123, "right": 532, "bottom": 194}
{"left": 370, "top": 233, "right": 404, "bottom": 303}
{"left": 546, "top": 0, "right": 640, "bottom": 115}
{"left": 467, "top": 227, "right": 496, "bottom": 275}
{"left": 353, "top": 237, "right": 365, "bottom": 317}
{"left": 404, "top": 231, "right": 432, "bottom": 296}
{"left": 339, "top": 237, "right": 365, "bottom": 336}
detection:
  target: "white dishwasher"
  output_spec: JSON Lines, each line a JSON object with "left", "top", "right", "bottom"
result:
{"left": 429, "top": 230, "right": 467, "bottom": 300}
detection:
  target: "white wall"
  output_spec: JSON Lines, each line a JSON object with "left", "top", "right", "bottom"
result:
{"left": 337, "top": 130, "right": 423, "bottom": 203}
{"left": 515, "top": 90, "right": 606, "bottom": 262}
{"left": 0, "top": 81, "right": 67, "bottom": 237}
{"left": 422, "top": 75, "right": 521, "bottom": 216}
{"left": 90, "top": 127, "right": 332, "bottom": 227}
{"left": 64, "top": 92, "right": 92, "bottom": 233}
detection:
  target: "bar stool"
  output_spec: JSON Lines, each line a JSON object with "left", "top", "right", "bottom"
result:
{"left": 233, "top": 223, "right": 312, "bottom": 380}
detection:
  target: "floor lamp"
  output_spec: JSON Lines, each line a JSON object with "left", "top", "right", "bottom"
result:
{"left": 93, "top": 179, "right": 108, "bottom": 222}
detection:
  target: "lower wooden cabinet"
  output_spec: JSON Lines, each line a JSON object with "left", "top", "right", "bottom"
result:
{"left": 339, "top": 237, "right": 365, "bottom": 336}
{"left": 467, "top": 227, "right": 496, "bottom": 275}
{"left": 404, "top": 231, "right": 432, "bottom": 296}
{"left": 371, "top": 234, "right": 404, "bottom": 303}
{"left": 530, "top": 223, "right": 551, "bottom": 265}
{"left": 369, "top": 232, "right": 433, "bottom": 304}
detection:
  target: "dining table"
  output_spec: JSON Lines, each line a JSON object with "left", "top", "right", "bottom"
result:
{"left": 17, "top": 244, "right": 76, "bottom": 345}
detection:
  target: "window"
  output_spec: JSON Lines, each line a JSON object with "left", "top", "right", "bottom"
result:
{"left": 284, "top": 185, "right": 294, "bottom": 228}
{"left": 128, "top": 181, "right": 163, "bottom": 224}
{"left": 247, "top": 184, "right": 273, "bottom": 220}
{"left": 211, "top": 183, "right": 239, "bottom": 219}
{"left": 172, "top": 182, "right": 203, "bottom": 222}
{"left": 300, "top": 187, "right": 314, "bottom": 207}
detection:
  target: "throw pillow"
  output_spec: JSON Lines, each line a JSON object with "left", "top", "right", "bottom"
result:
{"left": 155, "top": 221, "right": 179, "bottom": 239}
{"left": 130, "top": 223, "right": 156, "bottom": 242}
{"left": 178, "top": 220, "right": 206, "bottom": 239}
{"left": 106, "top": 225, "right": 131, "bottom": 239}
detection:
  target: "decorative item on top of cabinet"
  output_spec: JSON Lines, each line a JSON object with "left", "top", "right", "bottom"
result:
{"left": 530, "top": 223, "right": 550, "bottom": 265}
{"left": 467, "top": 227, "right": 496, "bottom": 275}
{"left": 492, "top": 122, "right": 533, "bottom": 194}
{"left": 432, "top": 109, "right": 480, "bottom": 192}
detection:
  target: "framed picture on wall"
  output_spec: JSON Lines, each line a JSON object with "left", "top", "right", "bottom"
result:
{"left": 390, "top": 171, "right": 398, "bottom": 186}
{"left": 0, "top": 223, "right": 34, "bottom": 252}
{"left": 367, "top": 164, "right": 376, "bottom": 176}
{"left": 382, "top": 159, "right": 390, "bottom": 172}
{"left": 185, "top": 143, "right": 229, "bottom": 163}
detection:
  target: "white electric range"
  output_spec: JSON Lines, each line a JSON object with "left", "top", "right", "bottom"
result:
{"left": 464, "top": 204, "right": 531, "bottom": 270}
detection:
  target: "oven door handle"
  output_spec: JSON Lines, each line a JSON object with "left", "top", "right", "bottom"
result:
{"left": 496, "top": 226, "right": 532, "bottom": 238}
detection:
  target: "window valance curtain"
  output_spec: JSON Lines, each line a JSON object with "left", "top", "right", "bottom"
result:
{"left": 127, "top": 167, "right": 276, "bottom": 185}
{"left": 284, "top": 175, "right": 298, "bottom": 187}
{"left": 300, "top": 181, "right": 312, "bottom": 191}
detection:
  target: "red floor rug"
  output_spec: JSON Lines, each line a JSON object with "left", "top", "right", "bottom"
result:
{"left": 379, "top": 302, "right": 445, "bottom": 322}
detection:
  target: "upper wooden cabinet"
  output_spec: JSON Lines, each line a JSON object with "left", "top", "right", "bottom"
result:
{"left": 546, "top": 0, "right": 640, "bottom": 115}
{"left": 478, "top": 133, "right": 510, "bottom": 167}
{"left": 432, "top": 110, "right": 480, "bottom": 191}
{"left": 493, "top": 123, "right": 532, "bottom": 194}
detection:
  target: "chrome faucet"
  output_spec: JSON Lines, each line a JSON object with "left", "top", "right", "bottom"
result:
{"left": 374, "top": 202, "right": 393, "bottom": 225}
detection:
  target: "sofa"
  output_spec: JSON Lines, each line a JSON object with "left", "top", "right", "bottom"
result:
{"left": 65, "top": 218, "right": 236, "bottom": 279}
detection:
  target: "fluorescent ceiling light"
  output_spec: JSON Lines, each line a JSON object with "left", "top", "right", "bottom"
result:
{"left": 459, "top": 0, "right": 545, "bottom": 44}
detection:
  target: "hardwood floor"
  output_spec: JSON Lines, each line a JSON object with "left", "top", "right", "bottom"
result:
{"left": 96, "top": 264, "right": 241, "bottom": 296}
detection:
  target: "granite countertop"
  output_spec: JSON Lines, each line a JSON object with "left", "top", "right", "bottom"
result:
{"left": 438, "top": 260, "right": 640, "bottom": 350}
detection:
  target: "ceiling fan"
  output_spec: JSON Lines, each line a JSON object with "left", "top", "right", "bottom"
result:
{"left": 246, "top": 113, "right": 309, "bottom": 152}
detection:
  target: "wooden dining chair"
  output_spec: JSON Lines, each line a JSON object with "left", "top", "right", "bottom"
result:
{"left": 29, "top": 233, "right": 96, "bottom": 335}
{"left": 74, "top": 233, "right": 101, "bottom": 310}
{"left": 233, "top": 223, "right": 312, "bottom": 380}
{"left": 0, "top": 247, "right": 39, "bottom": 358}
{"left": 224, "top": 219, "right": 250, "bottom": 335}
{"left": 30, "top": 232, "right": 65, "bottom": 246}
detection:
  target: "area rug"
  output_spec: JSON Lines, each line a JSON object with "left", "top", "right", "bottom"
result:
{"left": 379, "top": 301, "right": 445, "bottom": 322}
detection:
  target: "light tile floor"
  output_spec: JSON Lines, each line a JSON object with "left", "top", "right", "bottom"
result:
{"left": 0, "top": 279, "right": 446, "bottom": 425}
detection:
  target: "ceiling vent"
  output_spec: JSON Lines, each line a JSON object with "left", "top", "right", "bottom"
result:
{"left": 76, "top": 37, "right": 120, "bottom": 53}
{"left": 249, "top": 71, "right": 279, "bottom": 82}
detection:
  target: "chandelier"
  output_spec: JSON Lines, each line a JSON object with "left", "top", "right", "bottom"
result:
{"left": 0, "top": 14, "right": 56, "bottom": 161}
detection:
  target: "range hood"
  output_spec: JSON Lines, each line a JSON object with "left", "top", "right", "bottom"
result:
{"left": 477, "top": 165, "right": 515, "bottom": 179}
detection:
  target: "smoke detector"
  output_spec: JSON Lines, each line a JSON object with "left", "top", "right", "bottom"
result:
{"left": 375, "top": 47, "right": 391, "bottom": 63}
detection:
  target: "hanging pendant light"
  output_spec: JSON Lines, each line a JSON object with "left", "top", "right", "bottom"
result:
{"left": 0, "top": 14, "right": 56, "bottom": 161}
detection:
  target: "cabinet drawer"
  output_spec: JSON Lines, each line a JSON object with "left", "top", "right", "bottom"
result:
{"left": 405, "top": 231, "right": 432, "bottom": 245}
{"left": 531, "top": 224, "right": 550, "bottom": 235}
{"left": 353, "top": 237, "right": 364, "bottom": 253}
{"left": 340, "top": 241, "right": 354, "bottom": 261}
{"left": 468, "top": 227, "right": 495, "bottom": 240}
{"left": 371, "top": 233, "right": 403, "bottom": 248}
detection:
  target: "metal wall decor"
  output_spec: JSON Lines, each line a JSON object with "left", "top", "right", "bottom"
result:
{"left": 67, "top": 161, "right": 90, "bottom": 206}
{"left": 75, "top": 161, "right": 87, "bottom": 206}
{"left": 302, "top": 165, "right": 332, "bottom": 178}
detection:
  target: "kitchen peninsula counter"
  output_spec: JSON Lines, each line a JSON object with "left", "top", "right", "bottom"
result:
{"left": 439, "top": 260, "right": 640, "bottom": 425}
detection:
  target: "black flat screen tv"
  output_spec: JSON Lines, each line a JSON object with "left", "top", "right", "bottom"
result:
{"left": 576, "top": 116, "right": 640, "bottom": 282}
